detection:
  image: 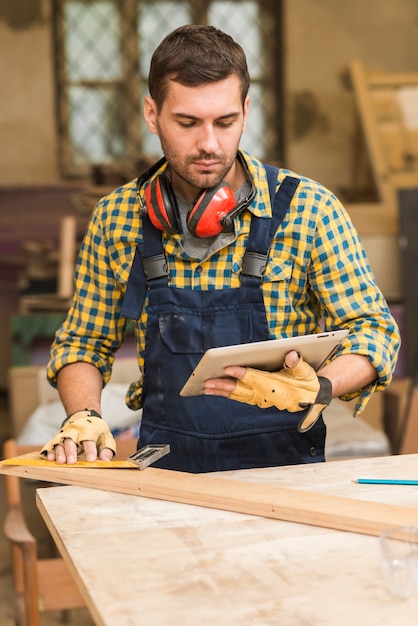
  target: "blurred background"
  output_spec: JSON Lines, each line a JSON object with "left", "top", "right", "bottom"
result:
{"left": 1, "top": 2, "right": 418, "bottom": 624}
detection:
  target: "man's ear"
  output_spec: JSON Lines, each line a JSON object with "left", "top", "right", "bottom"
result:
{"left": 144, "top": 96, "right": 158, "bottom": 135}
{"left": 242, "top": 95, "right": 250, "bottom": 133}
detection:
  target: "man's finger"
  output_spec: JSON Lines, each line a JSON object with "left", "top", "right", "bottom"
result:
{"left": 99, "top": 447, "right": 115, "bottom": 461}
{"left": 63, "top": 438, "right": 78, "bottom": 464}
{"left": 82, "top": 439, "right": 99, "bottom": 462}
{"left": 47, "top": 443, "right": 63, "bottom": 463}
{"left": 284, "top": 350, "right": 300, "bottom": 368}
{"left": 223, "top": 366, "right": 247, "bottom": 379}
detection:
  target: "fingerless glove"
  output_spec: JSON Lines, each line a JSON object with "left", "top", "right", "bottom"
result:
{"left": 40, "top": 408, "right": 116, "bottom": 457}
{"left": 229, "top": 357, "right": 332, "bottom": 432}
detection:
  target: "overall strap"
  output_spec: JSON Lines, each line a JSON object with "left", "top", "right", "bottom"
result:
{"left": 120, "top": 215, "right": 167, "bottom": 319}
{"left": 240, "top": 170, "right": 300, "bottom": 287}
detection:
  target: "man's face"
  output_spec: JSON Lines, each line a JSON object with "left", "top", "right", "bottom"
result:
{"left": 144, "top": 75, "right": 250, "bottom": 201}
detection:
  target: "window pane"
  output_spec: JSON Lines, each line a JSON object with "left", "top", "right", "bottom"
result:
{"left": 138, "top": 2, "right": 191, "bottom": 76}
{"left": 209, "top": 1, "right": 265, "bottom": 157}
{"left": 64, "top": 1, "right": 121, "bottom": 80}
{"left": 209, "top": 1, "right": 262, "bottom": 76}
{"left": 69, "top": 86, "right": 124, "bottom": 162}
{"left": 240, "top": 84, "right": 265, "bottom": 159}
{"left": 138, "top": 2, "right": 191, "bottom": 156}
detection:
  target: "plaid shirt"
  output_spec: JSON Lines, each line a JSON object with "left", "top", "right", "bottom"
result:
{"left": 47, "top": 150, "right": 400, "bottom": 415}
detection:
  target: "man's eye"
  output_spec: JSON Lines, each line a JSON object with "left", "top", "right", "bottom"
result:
{"left": 179, "top": 121, "right": 195, "bottom": 128}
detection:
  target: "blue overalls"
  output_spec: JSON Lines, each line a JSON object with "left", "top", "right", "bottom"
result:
{"left": 121, "top": 167, "right": 326, "bottom": 472}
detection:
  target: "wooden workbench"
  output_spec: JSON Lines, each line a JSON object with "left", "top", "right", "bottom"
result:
{"left": 36, "top": 454, "right": 418, "bottom": 626}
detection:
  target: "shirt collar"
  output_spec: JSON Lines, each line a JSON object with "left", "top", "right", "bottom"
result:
{"left": 237, "top": 149, "right": 273, "bottom": 220}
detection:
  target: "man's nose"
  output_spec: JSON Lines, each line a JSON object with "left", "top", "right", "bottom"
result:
{"left": 196, "top": 126, "right": 219, "bottom": 154}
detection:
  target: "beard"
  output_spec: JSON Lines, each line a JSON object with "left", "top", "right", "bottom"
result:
{"left": 156, "top": 122, "right": 238, "bottom": 191}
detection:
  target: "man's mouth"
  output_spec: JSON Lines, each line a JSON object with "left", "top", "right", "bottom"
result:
{"left": 193, "top": 160, "right": 219, "bottom": 170}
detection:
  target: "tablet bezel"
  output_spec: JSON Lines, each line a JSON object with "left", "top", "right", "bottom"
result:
{"left": 179, "top": 329, "right": 349, "bottom": 397}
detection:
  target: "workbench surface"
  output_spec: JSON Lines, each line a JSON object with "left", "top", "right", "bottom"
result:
{"left": 36, "top": 454, "right": 418, "bottom": 626}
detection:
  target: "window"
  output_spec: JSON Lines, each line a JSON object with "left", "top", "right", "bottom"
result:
{"left": 53, "top": 0, "right": 283, "bottom": 177}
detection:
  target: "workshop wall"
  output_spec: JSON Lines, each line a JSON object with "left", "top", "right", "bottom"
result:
{"left": 285, "top": 0, "right": 418, "bottom": 195}
{"left": 0, "top": 0, "right": 59, "bottom": 185}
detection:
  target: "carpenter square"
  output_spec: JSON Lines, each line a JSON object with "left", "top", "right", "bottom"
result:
{"left": 127, "top": 444, "right": 170, "bottom": 469}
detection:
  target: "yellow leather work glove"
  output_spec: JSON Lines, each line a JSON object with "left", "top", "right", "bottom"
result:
{"left": 40, "top": 409, "right": 116, "bottom": 458}
{"left": 229, "top": 356, "right": 332, "bottom": 433}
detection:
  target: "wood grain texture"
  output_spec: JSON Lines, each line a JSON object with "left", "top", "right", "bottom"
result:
{"left": 2, "top": 455, "right": 418, "bottom": 537}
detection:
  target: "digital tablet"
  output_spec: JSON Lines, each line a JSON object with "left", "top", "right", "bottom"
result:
{"left": 179, "top": 329, "right": 349, "bottom": 397}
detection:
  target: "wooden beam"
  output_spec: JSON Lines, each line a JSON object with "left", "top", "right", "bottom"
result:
{"left": 1, "top": 459, "right": 418, "bottom": 538}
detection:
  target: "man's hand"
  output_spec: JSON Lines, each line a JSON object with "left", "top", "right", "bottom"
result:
{"left": 40, "top": 409, "right": 116, "bottom": 464}
{"left": 204, "top": 351, "right": 332, "bottom": 432}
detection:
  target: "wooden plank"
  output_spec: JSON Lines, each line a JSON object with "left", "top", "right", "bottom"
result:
{"left": 57, "top": 215, "right": 77, "bottom": 299}
{"left": 348, "top": 60, "right": 418, "bottom": 209}
{"left": 35, "top": 484, "right": 418, "bottom": 626}
{"left": 349, "top": 60, "right": 395, "bottom": 205}
{"left": 368, "top": 72, "right": 418, "bottom": 87}
{"left": 1, "top": 460, "right": 418, "bottom": 538}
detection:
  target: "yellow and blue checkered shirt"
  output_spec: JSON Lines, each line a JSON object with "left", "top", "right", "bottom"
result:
{"left": 47, "top": 150, "right": 400, "bottom": 416}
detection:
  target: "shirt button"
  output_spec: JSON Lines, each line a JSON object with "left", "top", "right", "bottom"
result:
{"left": 309, "top": 446, "right": 317, "bottom": 457}
{"left": 195, "top": 266, "right": 202, "bottom": 274}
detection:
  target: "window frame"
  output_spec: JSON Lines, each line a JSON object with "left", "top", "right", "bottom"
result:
{"left": 52, "top": 0, "right": 284, "bottom": 179}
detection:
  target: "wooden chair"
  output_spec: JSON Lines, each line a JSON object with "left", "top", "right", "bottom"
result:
{"left": 4, "top": 358, "right": 139, "bottom": 624}
{"left": 2, "top": 436, "right": 137, "bottom": 626}
{"left": 2, "top": 438, "right": 86, "bottom": 626}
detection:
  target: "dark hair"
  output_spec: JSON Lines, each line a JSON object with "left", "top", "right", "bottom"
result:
{"left": 148, "top": 25, "right": 250, "bottom": 111}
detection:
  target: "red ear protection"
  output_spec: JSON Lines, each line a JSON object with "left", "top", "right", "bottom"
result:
{"left": 146, "top": 175, "right": 238, "bottom": 237}
{"left": 187, "top": 183, "right": 236, "bottom": 237}
{"left": 145, "top": 173, "right": 180, "bottom": 234}
{"left": 139, "top": 154, "right": 256, "bottom": 238}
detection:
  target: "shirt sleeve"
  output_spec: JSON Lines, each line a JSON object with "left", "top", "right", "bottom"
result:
{"left": 308, "top": 189, "right": 401, "bottom": 415}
